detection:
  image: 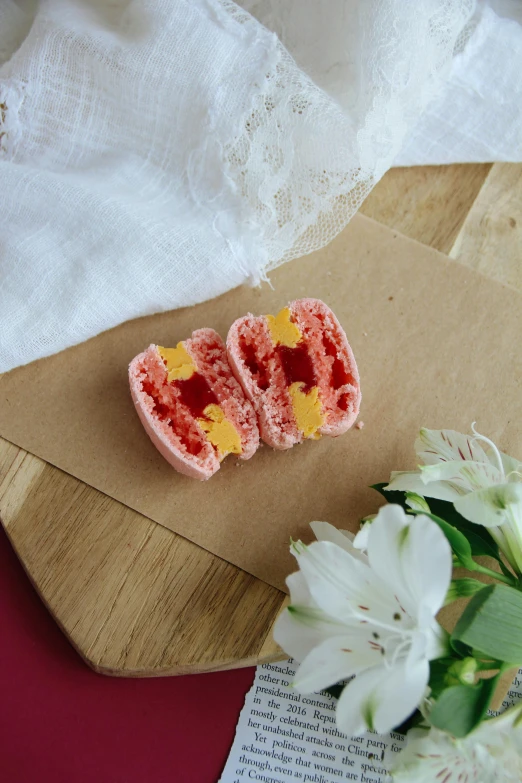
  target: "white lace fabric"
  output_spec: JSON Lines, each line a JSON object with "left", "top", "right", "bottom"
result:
{"left": 0, "top": 0, "right": 521, "bottom": 372}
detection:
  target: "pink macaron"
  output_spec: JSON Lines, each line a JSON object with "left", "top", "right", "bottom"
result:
{"left": 129, "top": 328, "right": 260, "bottom": 480}
{"left": 227, "top": 298, "right": 361, "bottom": 450}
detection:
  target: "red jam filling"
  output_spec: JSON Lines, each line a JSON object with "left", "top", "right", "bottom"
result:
{"left": 175, "top": 373, "right": 218, "bottom": 418}
{"left": 240, "top": 338, "right": 270, "bottom": 391}
{"left": 322, "top": 333, "right": 355, "bottom": 388}
{"left": 277, "top": 343, "right": 317, "bottom": 393}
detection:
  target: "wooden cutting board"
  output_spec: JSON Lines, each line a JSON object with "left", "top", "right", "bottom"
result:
{"left": 1, "top": 161, "right": 520, "bottom": 677}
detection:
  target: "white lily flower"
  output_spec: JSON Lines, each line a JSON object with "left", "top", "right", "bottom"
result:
{"left": 386, "top": 426, "right": 522, "bottom": 574}
{"left": 274, "top": 505, "right": 452, "bottom": 737}
{"left": 309, "top": 520, "right": 369, "bottom": 563}
{"left": 391, "top": 704, "right": 522, "bottom": 783}
{"left": 352, "top": 521, "right": 371, "bottom": 552}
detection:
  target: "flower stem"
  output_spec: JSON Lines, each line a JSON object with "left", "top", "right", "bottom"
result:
{"left": 474, "top": 659, "right": 502, "bottom": 672}
{"left": 468, "top": 560, "right": 517, "bottom": 587}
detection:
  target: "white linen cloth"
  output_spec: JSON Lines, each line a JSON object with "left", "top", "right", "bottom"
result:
{"left": 1, "top": 0, "right": 521, "bottom": 372}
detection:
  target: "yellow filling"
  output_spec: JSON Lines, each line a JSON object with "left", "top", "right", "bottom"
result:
{"left": 288, "top": 382, "right": 325, "bottom": 439}
{"left": 158, "top": 343, "right": 196, "bottom": 382}
{"left": 266, "top": 307, "right": 302, "bottom": 348}
{"left": 198, "top": 404, "right": 242, "bottom": 459}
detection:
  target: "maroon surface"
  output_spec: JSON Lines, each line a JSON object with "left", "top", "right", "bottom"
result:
{"left": 0, "top": 526, "right": 253, "bottom": 783}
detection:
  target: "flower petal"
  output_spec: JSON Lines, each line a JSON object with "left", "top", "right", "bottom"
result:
{"left": 501, "top": 451, "right": 522, "bottom": 481}
{"left": 310, "top": 521, "right": 368, "bottom": 563}
{"left": 386, "top": 471, "right": 461, "bottom": 502}
{"left": 415, "top": 428, "right": 490, "bottom": 467}
{"left": 393, "top": 709, "right": 522, "bottom": 783}
{"left": 455, "top": 483, "right": 522, "bottom": 528}
{"left": 294, "top": 538, "right": 418, "bottom": 632}
{"left": 273, "top": 601, "right": 347, "bottom": 662}
{"left": 399, "top": 514, "right": 452, "bottom": 618}
{"left": 366, "top": 506, "right": 452, "bottom": 622}
{"left": 336, "top": 657, "right": 429, "bottom": 736}
{"left": 352, "top": 521, "right": 371, "bottom": 552}
{"left": 391, "top": 727, "right": 495, "bottom": 783}
{"left": 291, "top": 632, "right": 384, "bottom": 693}
{"left": 364, "top": 505, "right": 416, "bottom": 617}
{"left": 424, "top": 619, "right": 451, "bottom": 660}
{"left": 292, "top": 540, "right": 375, "bottom": 623}
{"left": 472, "top": 702, "right": 522, "bottom": 746}
{"left": 286, "top": 570, "right": 312, "bottom": 606}
{"left": 420, "top": 459, "right": 503, "bottom": 492}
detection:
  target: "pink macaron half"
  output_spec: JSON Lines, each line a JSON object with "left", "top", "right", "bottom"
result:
{"left": 227, "top": 298, "right": 361, "bottom": 450}
{"left": 129, "top": 328, "right": 260, "bottom": 480}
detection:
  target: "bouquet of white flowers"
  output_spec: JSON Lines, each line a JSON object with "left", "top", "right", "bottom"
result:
{"left": 274, "top": 425, "right": 522, "bottom": 782}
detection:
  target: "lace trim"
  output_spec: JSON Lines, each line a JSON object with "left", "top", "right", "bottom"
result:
{"left": 215, "top": 0, "right": 473, "bottom": 282}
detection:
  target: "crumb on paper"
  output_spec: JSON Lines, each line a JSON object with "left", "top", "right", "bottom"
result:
{"left": 388, "top": 296, "right": 394, "bottom": 301}
{"left": 363, "top": 331, "right": 368, "bottom": 337}
{"left": 355, "top": 420, "right": 364, "bottom": 430}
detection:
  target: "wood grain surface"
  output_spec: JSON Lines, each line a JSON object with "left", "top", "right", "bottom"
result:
{"left": 1, "top": 162, "right": 520, "bottom": 676}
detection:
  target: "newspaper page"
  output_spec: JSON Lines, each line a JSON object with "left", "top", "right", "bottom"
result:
{"left": 219, "top": 659, "right": 522, "bottom": 783}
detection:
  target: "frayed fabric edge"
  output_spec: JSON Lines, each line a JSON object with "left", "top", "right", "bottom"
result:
{"left": 0, "top": 80, "right": 25, "bottom": 158}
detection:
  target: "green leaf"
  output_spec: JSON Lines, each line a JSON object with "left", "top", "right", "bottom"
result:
{"left": 444, "top": 578, "right": 487, "bottom": 606}
{"left": 428, "top": 658, "right": 457, "bottom": 699}
{"left": 452, "top": 584, "right": 522, "bottom": 664}
{"left": 371, "top": 483, "right": 410, "bottom": 511}
{"left": 426, "top": 498, "right": 501, "bottom": 561}
{"left": 429, "top": 675, "right": 499, "bottom": 737}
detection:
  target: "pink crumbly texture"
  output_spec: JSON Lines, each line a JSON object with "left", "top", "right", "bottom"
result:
{"left": 227, "top": 298, "right": 361, "bottom": 450}
{"left": 227, "top": 315, "right": 299, "bottom": 450}
{"left": 129, "top": 329, "right": 259, "bottom": 480}
{"left": 185, "top": 329, "right": 259, "bottom": 460}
